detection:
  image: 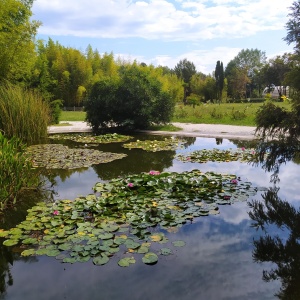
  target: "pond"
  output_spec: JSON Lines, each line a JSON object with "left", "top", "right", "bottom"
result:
{"left": 1, "top": 133, "right": 299, "bottom": 300}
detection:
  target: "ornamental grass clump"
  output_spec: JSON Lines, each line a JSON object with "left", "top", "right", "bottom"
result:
{"left": 0, "top": 132, "right": 39, "bottom": 210}
{"left": 0, "top": 83, "right": 50, "bottom": 143}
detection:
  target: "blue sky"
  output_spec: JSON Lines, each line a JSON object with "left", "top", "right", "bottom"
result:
{"left": 31, "top": 0, "right": 294, "bottom": 74}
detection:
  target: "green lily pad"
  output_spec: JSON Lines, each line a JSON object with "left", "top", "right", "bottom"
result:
{"left": 118, "top": 257, "right": 136, "bottom": 267}
{"left": 21, "top": 249, "right": 36, "bottom": 256}
{"left": 160, "top": 248, "right": 172, "bottom": 255}
{"left": 142, "top": 252, "right": 158, "bottom": 264}
{"left": 3, "top": 239, "right": 19, "bottom": 246}
{"left": 93, "top": 255, "right": 110, "bottom": 266}
{"left": 172, "top": 240, "right": 186, "bottom": 247}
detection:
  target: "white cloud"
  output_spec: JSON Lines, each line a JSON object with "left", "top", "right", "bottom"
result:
{"left": 33, "top": 0, "right": 294, "bottom": 41}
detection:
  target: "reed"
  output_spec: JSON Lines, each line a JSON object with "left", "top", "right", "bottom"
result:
{"left": 0, "top": 83, "right": 50, "bottom": 143}
{"left": 0, "top": 132, "right": 39, "bottom": 210}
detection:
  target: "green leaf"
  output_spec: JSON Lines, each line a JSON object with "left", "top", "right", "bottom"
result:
{"left": 142, "top": 252, "right": 158, "bottom": 265}
{"left": 93, "top": 255, "right": 110, "bottom": 266}
{"left": 172, "top": 240, "right": 185, "bottom": 247}
{"left": 118, "top": 257, "right": 136, "bottom": 267}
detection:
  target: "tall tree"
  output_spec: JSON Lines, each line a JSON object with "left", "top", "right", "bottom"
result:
{"left": 215, "top": 61, "right": 224, "bottom": 102}
{"left": 174, "top": 58, "right": 196, "bottom": 105}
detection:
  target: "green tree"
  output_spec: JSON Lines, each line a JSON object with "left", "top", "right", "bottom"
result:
{"left": 0, "top": 0, "right": 40, "bottom": 82}
{"left": 85, "top": 64, "right": 175, "bottom": 132}
{"left": 284, "top": 1, "right": 300, "bottom": 52}
{"left": 214, "top": 61, "right": 224, "bottom": 102}
{"left": 174, "top": 58, "right": 196, "bottom": 105}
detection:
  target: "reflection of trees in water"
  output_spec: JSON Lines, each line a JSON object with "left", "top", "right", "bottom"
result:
{"left": 249, "top": 187, "right": 300, "bottom": 299}
{"left": 92, "top": 149, "right": 175, "bottom": 180}
{"left": 248, "top": 137, "right": 300, "bottom": 299}
{"left": 215, "top": 138, "right": 223, "bottom": 145}
{"left": 229, "top": 139, "right": 258, "bottom": 149}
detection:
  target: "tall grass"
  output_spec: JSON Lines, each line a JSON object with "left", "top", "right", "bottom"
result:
{"left": 0, "top": 132, "right": 40, "bottom": 210}
{"left": 0, "top": 83, "right": 50, "bottom": 142}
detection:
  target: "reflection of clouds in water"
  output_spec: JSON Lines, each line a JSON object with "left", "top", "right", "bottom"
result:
{"left": 8, "top": 212, "right": 279, "bottom": 300}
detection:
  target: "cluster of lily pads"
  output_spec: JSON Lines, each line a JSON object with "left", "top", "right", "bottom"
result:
{"left": 0, "top": 170, "right": 257, "bottom": 267}
{"left": 26, "top": 144, "right": 127, "bottom": 169}
{"left": 176, "top": 148, "right": 256, "bottom": 163}
{"left": 49, "top": 133, "right": 133, "bottom": 144}
{"left": 123, "top": 137, "right": 183, "bottom": 152}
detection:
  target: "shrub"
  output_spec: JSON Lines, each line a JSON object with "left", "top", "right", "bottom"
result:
{"left": 85, "top": 64, "right": 175, "bottom": 131}
{"left": 49, "top": 99, "right": 63, "bottom": 124}
{"left": 230, "top": 107, "right": 247, "bottom": 120}
{"left": 0, "top": 82, "right": 50, "bottom": 142}
{"left": 0, "top": 132, "right": 39, "bottom": 210}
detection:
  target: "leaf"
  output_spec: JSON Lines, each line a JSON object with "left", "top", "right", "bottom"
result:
{"left": 160, "top": 248, "right": 172, "bottom": 255}
{"left": 172, "top": 240, "right": 185, "bottom": 247}
{"left": 118, "top": 257, "right": 136, "bottom": 267}
{"left": 93, "top": 255, "right": 110, "bottom": 266}
{"left": 3, "top": 239, "right": 19, "bottom": 246}
{"left": 142, "top": 252, "right": 158, "bottom": 265}
{"left": 21, "top": 249, "right": 36, "bottom": 256}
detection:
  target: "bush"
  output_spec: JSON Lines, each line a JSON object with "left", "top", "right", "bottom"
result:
{"left": 85, "top": 64, "right": 175, "bottom": 131}
{"left": 0, "top": 133, "right": 39, "bottom": 210}
{"left": 0, "top": 82, "right": 50, "bottom": 142}
{"left": 49, "top": 99, "right": 63, "bottom": 124}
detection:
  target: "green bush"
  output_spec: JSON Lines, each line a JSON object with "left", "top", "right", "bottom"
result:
{"left": 0, "top": 83, "right": 50, "bottom": 142}
{"left": 49, "top": 99, "right": 63, "bottom": 124}
{"left": 0, "top": 132, "right": 39, "bottom": 210}
{"left": 85, "top": 64, "right": 175, "bottom": 132}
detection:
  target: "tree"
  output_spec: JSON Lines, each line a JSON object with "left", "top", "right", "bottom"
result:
{"left": 214, "top": 61, "right": 224, "bottom": 102}
{"left": 174, "top": 58, "right": 196, "bottom": 105}
{"left": 0, "top": 0, "right": 40, "bottom": 82}
{"left": 85, "top": 64, "right": 175, "bottom": 132}
{"left": 283, "top": 1, "right": 300, "bottom": 52}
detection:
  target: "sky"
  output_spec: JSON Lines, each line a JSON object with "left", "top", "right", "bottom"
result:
{"left": 31, "top": 0, "right": 295, "bottom": 74}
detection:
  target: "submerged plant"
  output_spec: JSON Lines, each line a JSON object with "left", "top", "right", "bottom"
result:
{"left": 1, "top": 170, "right": 257, "bottom": 266}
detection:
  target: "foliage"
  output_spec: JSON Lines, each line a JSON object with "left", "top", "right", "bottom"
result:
{"left": 174, "top": 58, "right": 197, "bottom": 104}
{"left": 123, "top": 137, "right": 184, "bottom": 152}
{"left": 49, "top": 133, "right": 133, "bottom": 144}
{"left": 0, "top": 132, "right": 39, "bottom": 210}
{"left": 215, "top": 61, "right": 224, "bottom": 101}
{"left": 0, "top": 82, "right": 50, "bottom": 142}
{"left": 49, "top": 99, "right": 63, "bottom": 124}
{"left": 284, "top": 1, "right": 300, "bottom": 51}
{"left": 85, "top": 64, "right": 175, "bottom": 131}
{"left": 0, "top": 0, "right": 40, "bottom": 83}
{"left": 176, "top": 148, "right": 255, "bottom": 163}
{"left": 1, "top": 170, "right": 257, "bottom": 266}
{"left": 26, "top": 144, "right": 127, "bottom": 169}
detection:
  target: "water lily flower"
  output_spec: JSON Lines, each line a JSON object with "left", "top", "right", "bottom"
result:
{"left": 127, "top": 182, "right": 134, "bottom": 188}
{"left": 223, "top": 195, "right": 231, "bottom": 200}
{"left": 241, "top": 147, "right": 245, "bottom": 151}
{"left": 149, "top": 170, "right": 160, "bottom": 175}
{"left": 231, "top": 179, "right": 238, "bottom": 184}
{"left": 53, "top": 210, "right": 59, "bottom": 215}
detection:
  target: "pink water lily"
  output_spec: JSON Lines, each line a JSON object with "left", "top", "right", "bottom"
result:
{"left": 127, "top": 182, "right": 134, "bottom": 188}
{"left": 231, "top": 179, "right": 238, "bottom": 184}
{"left": 224, "top": 195, "right": 231, "bottom": 200}
{"left": 149, "top": 170, "right": 160, "bottom": 175}
{"left": 241, "top": 147, "right": 245, "bottom": 151}
{"left": 53, "top": 210, "right": 59, "bottom": 215}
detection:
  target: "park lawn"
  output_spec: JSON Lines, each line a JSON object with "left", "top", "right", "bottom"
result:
{"left": 60, "top": 101, "right": 291, "bottom": 127}
{"left": 60, "top": 111, "right": 86, "bottom": 121}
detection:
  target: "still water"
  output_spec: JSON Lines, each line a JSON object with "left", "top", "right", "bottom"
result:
{"left": 1, "top": 134, "right": 299, "bottom": 300}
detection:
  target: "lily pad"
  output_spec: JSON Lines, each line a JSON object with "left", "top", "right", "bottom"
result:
{"left": 118, "top": 257, "right": 136, "bottom": 267}
{"left": 93, "top": 255, "right": 110, "bottom": 266}
{"left": 142, "top": 252, "right": 158, "bottom": 265}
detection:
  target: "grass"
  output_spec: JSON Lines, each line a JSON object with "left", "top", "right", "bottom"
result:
{"left": 59, "top": 101, "right": 292, "bottom": 127}
{"left": 172, "top": 101, "right": 291, "bottom": 126}
{"left": 60, "top": 111, "right": 86, "bottom": 121}
{"left": 0, "top": 83, "right": 50, "bottom": 142}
